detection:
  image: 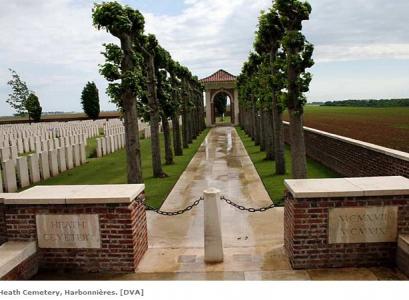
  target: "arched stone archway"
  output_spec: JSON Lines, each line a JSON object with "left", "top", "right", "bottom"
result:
{"left": 200, "top": 69, "right": 239, "bottom": 127}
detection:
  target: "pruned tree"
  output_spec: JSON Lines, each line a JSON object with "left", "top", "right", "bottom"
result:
{"left": 275, "top": 0, "right": 314, "bottom": 179}
{"left": 169, "top": 61, "right": 184, "bottom": 156}
{"left": 25, "top": 93, "right": 42, "bottom": 122}
{"left": 81, "top": 81, "right": 100, "bottom": 120}
{"left": 254, "top": 7, "right": 286, "bottom": 174}
{"left": 6, "top": 69, "right": 31, "bottom": 116}
{"left": 93, "top": 2, "right": 144, "bottom": 183}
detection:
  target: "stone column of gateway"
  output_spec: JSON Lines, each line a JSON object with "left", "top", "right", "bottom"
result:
{"left": 1, "top": 184, "right": 148, "bottom": 276}
{"left": 284, "top": 176, "right": 409, "bottom": 274}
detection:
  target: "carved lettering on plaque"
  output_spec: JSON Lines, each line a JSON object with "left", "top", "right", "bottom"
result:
{"left": 36, "top": 214, "right": 101, "bottom": 249}
{"left": 328, "top": 206, "right": 398, "bottom": 244}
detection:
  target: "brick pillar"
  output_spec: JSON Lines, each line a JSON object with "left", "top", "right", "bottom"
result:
{"left": 0, "top": 201, "right": 6, "bottom": 245}
{"left": 4, "top": 185, "right": 148, "bottom": 274}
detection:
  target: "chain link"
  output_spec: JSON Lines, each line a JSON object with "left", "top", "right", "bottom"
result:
{"left": 138, "top": 197, "right": 204, "bottom": 216}
{"left": 220, "top": 196, "right": 275, "bottom": 212}
{"left": 137, "top": 195, "right": 274, "bottom": 216}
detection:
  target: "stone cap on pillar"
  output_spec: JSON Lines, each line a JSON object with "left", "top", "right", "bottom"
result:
{"left": 0, "top": 193, "right": 19, "bottom": 204}
{"left": 3, "top": 184, "right": 145, "bottom": 205}
{"left": 284, "top": 176, "right": 409, "bottom": 198}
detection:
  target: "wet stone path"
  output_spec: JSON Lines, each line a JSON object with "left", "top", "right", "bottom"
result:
{"left": 131, "top": 126, "right": 406, "bottom": 280}
{"left": 35, "top": 126, "right": 407, "bottom": 280}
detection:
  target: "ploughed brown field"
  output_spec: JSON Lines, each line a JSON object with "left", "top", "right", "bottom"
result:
{"left": 284, "top": 106, "right": 409, "bottom": 153}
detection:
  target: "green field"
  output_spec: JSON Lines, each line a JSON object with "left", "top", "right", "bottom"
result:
{"left": 34, "top": 129, "right": 209, "bottom": 208}
{"left": 284, "top": 106, "right": 409, "bottom": 153}
{"left": 236, "top": 127, "right": 339, "bottom": 206}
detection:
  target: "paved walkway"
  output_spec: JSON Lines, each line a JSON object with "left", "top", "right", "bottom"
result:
{"left": 35, "top": 126, "right": 407, "bottom": 280}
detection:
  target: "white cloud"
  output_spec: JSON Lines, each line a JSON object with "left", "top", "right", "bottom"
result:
{"left": 1, "top": 0, "right": 409, "bottom": 115}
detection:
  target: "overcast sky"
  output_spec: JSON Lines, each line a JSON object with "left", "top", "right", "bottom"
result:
{"left": 1, "top": 0, "right": 409, "bottom": 115}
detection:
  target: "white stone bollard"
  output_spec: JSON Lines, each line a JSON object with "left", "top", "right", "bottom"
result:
{"left": 203, "top": 188, "right": 224, "bottom": 263}
{"left": 27, "top": 153, "right": 40, "bottom": 183}
{"left": 16, "top": 156, "right": 30, "bottom": 188}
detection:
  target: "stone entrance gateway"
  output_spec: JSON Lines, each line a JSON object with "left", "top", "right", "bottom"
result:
{"left": 200, "top": 69, "right": 239, "bottom": 127}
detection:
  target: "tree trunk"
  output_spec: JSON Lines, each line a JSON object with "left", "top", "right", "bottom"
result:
{"left": 287, "top": 46, "right": 307, "bottom": 179}
{"left": 172, "top": 114, "right": 183, "bottom": 156}
{"left": 265, "top": 109, "right": 275, "bottom": 161}
{"left": 182, "top": 93, "right": 189, "bottom": 148}
{"left": 162, "top": 114, "right": 173, "bottom": 165}
{"left": 260, "top": 110, "right": 266, "bottom": 151}
{"left": 272, "top": 98, "right": 286, "bottom": 175}
{"left": 255, "top": 110, "right": 261, "bottom": 146}
{"left": 146, "top": 54, "right": 166, "bottom": 178}
{"left": 120, "top": 36, "right": 143, "bottom": 183}
{"left": 289, "top": 110, "right": 307, "bottom": 179}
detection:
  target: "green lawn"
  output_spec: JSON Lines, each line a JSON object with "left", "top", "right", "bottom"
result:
{"left": 236, "top": 127, "right": 339, "bottom": 206}
{"left": 35, "top": 129, "right": 209, "bottom": 208}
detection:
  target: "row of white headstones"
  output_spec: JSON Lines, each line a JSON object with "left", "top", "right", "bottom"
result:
{"left": 0, "top": 118, "right": 147, "bottom": 193}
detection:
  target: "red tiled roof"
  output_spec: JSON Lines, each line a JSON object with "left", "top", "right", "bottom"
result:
{"left": 200, "top": 69, "right": 236, "bottom": 83}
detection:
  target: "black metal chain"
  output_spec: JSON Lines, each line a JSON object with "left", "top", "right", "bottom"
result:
{"left": 220, "top": 196, "right": 275, "bottom": 212}
{"left": 136, "top": 195, "right": 274, "bottom": 216}
{"left": 138, "top": 197, "right": 204, "bottom": 216}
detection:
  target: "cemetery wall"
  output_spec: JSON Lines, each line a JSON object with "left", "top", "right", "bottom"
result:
{"left": 282, "top": 122, "right": 409, "bottom": 178}
{"left": 0, "top": 252, "right": 39, "bottom": 280}
{"left": 284, "top": 181, "right": 409, "bottom": 269}
{"left": 0, "top": 201, "right": 6, "bottom": 245}
{"left": 4, "top": 194, "right": 148, "bottom": 273}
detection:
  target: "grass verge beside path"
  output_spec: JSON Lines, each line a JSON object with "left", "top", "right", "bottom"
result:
{"left": 37, "top": 129, "right": 209, "bottom": 208}
{"left": 236, "top": 127, "right": 338, "bottom": 206}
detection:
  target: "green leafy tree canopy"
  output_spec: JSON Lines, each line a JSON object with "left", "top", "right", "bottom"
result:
{"left": 81, "top": 82, "right": 101, "bottom": 120}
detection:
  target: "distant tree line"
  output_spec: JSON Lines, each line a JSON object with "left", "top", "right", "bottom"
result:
{"left": 322, "top": 99, "right": 409, "bottom": 107}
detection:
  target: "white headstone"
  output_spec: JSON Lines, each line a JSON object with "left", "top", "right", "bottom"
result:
{"left": 73, "top": 144, "right": 80, "bottom": 167}
{"left": 2, "top": 159, "right": 18, "bottom": 192}
{"left": 48, "top": 149, "right": 59, "bottom": 177}
{"left": 101, "top": 138, "right": 107, "bottom": 156}
{"left": 79, "top": 143, "right": 87, "bottom": 165}
{"left": 39, "top": 151, "right": 51, "bottom": 180}
{"left": 16, "top": 156, "right": 30, "bottom": 188}
{"left": 106, "top": 137, "right": 111, "bottom": 154}
{"left": 0, "top": 147, "right": 10, "bottom": 161}
{"left": 23, "top": 138, "right": 30, "bottom": 153}
{"left": 17, "top": 138, "right": 23, "bottom": 154}
{"left": 57, "top": 148, "right": 67, "bottom": 173}
{"left": 65, "top": 146, "right": 74, "bottom": 170}
{"left": 10, "top": 146, "right": 18, "bottom": 162}
{"left": 96, "top": 138, "right": 102, "bottom": 158}
{"left": 27, "top": 153, "right": 41, "bottom": 183}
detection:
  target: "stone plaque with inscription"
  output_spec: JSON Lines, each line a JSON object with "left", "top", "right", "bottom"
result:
{"left": 36, "top": 214, "right": 101, "bottom": 249}
{"left": 328, "top": 206, "right": 398, "bottom": 244}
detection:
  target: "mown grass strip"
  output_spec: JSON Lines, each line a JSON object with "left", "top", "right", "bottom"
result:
{"left": 236, "top": 127, "right": 339, "bottom": 206}
{"left": 35, "top": 129, "right": 209, "bottom": 208}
